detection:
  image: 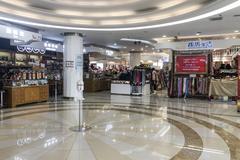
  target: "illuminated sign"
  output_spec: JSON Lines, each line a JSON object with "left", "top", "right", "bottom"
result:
{"left": 187, "top": 41, "right": 213, "bottom": 49}
{"left": 17, "top": 46, "right": 45, "bottom": 54}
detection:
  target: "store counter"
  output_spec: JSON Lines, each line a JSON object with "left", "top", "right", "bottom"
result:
{"left": 111, "top": 81, "right": 151, "bottom": 95}
{"left": 5, "top": 85, "right": 49, "bottom": 107}
{"left": 84, "top": 79, "right": 111, "bottom": 92}
{"left": 111, "top": 81, "right": 131, "bottom": 95}
{"left": 209, "top": 78, "right": 237, "bottom": 97}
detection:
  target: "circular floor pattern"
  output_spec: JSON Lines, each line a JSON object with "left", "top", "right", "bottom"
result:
{"left": 0, "top": 101, "right": 238, "bottom": 160}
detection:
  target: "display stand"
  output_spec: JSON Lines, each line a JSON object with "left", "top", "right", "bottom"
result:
{"left": 69, "top": 81, "right": 91, "bottom": 132}
{"left": 168, "top": 50, "right": 212, "bottom": 98}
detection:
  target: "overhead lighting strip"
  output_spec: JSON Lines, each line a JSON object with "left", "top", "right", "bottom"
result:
{"left": 0, "top": 0, "right": 239, "bottom": 31}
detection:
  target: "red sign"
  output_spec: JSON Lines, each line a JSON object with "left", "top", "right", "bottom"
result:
{"left": 175, "top": 55, "right": 208, "bottom": 74}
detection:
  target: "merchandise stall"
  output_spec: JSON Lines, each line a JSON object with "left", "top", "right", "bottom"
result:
{"left": 168, "top": 50, "right": 212, "bottom": 98}
{"left": 0, "top": 51, "right": 49, "bottom": 107}
{"left": 209, "top": 46, "right": 239, "bottom": 100}
{"left": 0, "top": 38, "right": 64, "bottom": 107}
{"left": 111, "top": 66, "right": 151, "bottom": 96}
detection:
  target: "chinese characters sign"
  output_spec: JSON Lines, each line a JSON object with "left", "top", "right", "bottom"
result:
{"left": 175, "top": 55, "right": 208, "bottom": 74}
{"left": 187, "top": 41, "right": 213, "bottom": 49}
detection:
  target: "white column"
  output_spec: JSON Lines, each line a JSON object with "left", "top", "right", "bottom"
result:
{"left": 130, "top": 51, "right": 141, "bottom": 68}
{"left": 63, "top": 33, "right": 84, "bottom": 99}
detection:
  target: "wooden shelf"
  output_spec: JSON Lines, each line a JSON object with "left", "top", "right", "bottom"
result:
{"left": 5, "top": 85, "right": 49, "bottom": 107}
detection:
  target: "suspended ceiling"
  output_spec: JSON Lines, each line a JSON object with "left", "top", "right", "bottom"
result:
{"left": 0, "top": 0, "right": 240, "bottom": 51}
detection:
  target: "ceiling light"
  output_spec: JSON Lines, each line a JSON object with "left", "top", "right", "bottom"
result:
{"left": 44, "top": 0, "right": 140, "bottom": 7}
{"left": 99, "top": 20, "right": 124, "bottom": 25}
{"left": 225, "top": 37, "right": 230, "bottom": 40}
{"left": 56, "top": 10, "right": 134, "bottom": 17}
{"left": 235, "top": 30, "right": 239, "bottom": 33}
{"left": 158, "top": 0, "right": 187, "bottom": 9}
{"left": 120, "top": 38, "right": 153, "bottom": 45}
{"left": 114, "top": 43, "right": 117, "bottom": 46}
{"left": 196, "top": 32, "right": 201, "bottom": 36}
{"left": 162, "top": 35, "right": 167, "bottom": 38}
{"left": 233, "top": 37, "right": 236, "bottom": 39}
{"left": 0, "top": 0, "right": 28, "bottom": 7}
{"left": 70, "top": 19, "right": 94, "bottom": 25}
{"left": 0, "top": 1, "right": 240, "bottom": 31}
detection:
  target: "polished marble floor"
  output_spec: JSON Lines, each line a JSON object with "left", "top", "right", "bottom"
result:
{"left": 0, "top": 92, "right": 240, "bottom": 160}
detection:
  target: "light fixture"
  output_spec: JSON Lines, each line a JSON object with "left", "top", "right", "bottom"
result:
{"left": 235, "top": 30, "right": 239, "bottom": 33}
{"left": 196, "top": 32, "right": 201, "bottom": 36}
{"left": 114, "top": 43, "right": 117, "bottom": 46}
{"left": 120, "top": 38, "right": 153, "bottom": 45}
{"left": 162, "top": 35, "right": 167, "bottom": 38}
{"left": 0, "top": 1, "right": 239, "bottom": 31}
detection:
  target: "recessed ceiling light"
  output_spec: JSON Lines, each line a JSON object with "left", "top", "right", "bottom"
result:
{"left": 196, "top": 32, "right": 201, "bottom": 36}
{"left": 234, "top": 30, "right": 239, "bottom": 33}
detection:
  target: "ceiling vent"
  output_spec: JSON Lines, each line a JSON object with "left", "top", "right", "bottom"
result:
{"left": 29, "top": 4, "right": 54, "bottom": 11}
{"left": 201, "top": 0, "right": 217, "bottom": 5}
{"left": 233, "top": 14, "right": 240, "bottom": 17}
{"left": 209, "top": 15, "right": 223, "bottom": 21}
{"left": 135, "top": 7, "right": 158, "bottom": 14}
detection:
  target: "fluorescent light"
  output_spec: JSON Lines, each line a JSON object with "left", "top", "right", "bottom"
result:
{"left": 0, "top": 1, "right": 239, "bottom": 31}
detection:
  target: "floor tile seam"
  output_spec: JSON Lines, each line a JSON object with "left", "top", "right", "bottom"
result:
{"left": 2, "top": 103, "right": 240, "bottom": 131}
{"left": 167, "top": 114, "right": 231, "bottom": 153}
{"left": 168, "top": 108, "right": 240, "bottom": 138}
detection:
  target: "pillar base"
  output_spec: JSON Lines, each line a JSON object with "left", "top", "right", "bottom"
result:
{"left": 69, "top": 125, "right": 92, "bottom": 132}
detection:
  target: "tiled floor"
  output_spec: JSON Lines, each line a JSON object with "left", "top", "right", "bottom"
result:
{"left": 0, "top": 91, "right": 239, "bottom": 160}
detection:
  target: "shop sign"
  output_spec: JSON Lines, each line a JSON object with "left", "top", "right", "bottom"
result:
{"left": 17, "top": 45, "right": 45, "bottom": 54}
{"left": 44, "top": 42, "right": 60, "bottom": 51}
{"left": 75, "top": 55, "right": 83, "bottom": 71}
{"left": 65, "top": 61, "right": 74, "bottom": 68}
{"left": 187, "top": 41, "right": 213, "bottom": 49}
{"left": 175, "top": 54, "right": 208, "bottom": 74}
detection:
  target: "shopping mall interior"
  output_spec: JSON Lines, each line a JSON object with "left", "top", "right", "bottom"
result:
{"left": 1, "top": 0, "right": 240, "bottom": 160}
